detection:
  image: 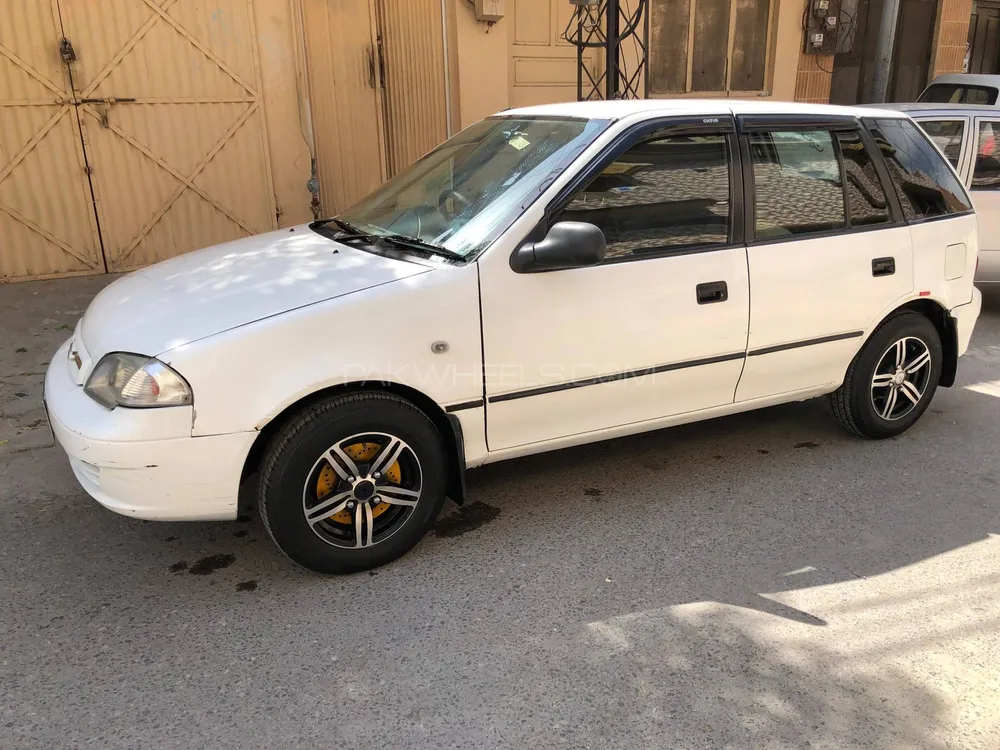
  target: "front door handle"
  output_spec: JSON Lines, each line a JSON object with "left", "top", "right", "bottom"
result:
{"left": 872, "top": 257, "right": 895, "bottom": 277}
{"left": 696, "top": 281, "right": 728, "bottom": 304}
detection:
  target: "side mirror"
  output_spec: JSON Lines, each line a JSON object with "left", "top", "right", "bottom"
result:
{"left": 511, "top": 221, "right": 607, "bottom": 273}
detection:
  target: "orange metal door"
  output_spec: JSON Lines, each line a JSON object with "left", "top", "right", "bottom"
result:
{"left": 57, "top": 0, "right": 277, "bottom": 272}
{"left": 302, "top": 0, "right": 387, "bottom": 216}
{"left": 0, "top": 0, "right": 104, "bottom": 281}
{"left": 376, "top": 0, "right": 450, "bottom": 177}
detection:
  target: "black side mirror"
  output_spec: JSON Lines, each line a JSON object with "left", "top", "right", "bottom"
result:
{"left": 511, "top": 221, "right": 607, "bottom": 273}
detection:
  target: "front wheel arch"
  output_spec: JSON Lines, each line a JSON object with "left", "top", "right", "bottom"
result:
{"left": 240, "top": 382, "right": 466, "bottom": 514}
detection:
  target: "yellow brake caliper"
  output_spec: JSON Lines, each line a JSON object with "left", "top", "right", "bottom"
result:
{"left": 315, "top": 442, "right": 401, "bottom": 524}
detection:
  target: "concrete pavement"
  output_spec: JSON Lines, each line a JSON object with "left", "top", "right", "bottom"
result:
{"left": 1, "top": 276, "right": 998, "bottom": 749}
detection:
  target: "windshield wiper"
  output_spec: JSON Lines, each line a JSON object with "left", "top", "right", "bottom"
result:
{"left": 327, "top": 217, "right": 360, "bottom": 234}
{"left": 315, "top": 217, "right": 377, "bottom": 242}
{"left": 376, "top": 235, "right": 467, "bottom": 262}
{"left": 317, "top": 220, "right": 466, "bottom": 262}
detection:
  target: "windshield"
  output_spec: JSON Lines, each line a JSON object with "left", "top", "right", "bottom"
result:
{"left": 918, "top": 83, "right": 999, "bottom": 105}
{"left": 331, "top": 116, "right": 610, "bottom": 259}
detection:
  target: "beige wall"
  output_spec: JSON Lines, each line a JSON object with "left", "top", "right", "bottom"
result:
{"left": 254, "top": 0, "right": 312, "bottom": 226}
{"left": 452, "top": 1, "right": 510, "bottom": 127}
{"left": 772, "top": 0, "right": 805, "bottom": 100}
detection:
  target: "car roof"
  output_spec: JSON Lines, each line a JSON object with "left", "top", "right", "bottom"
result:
{"left": 499, "top": 98, "right": 905, "bottom": 121}
{"left": 874, "top": 102, "right": 1000, "bottom": 116}
{"left": 926, "top": 73, "right": 1000, "bottom": 88}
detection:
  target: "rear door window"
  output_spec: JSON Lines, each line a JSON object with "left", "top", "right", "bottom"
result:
{"left": 915, "top": 119, "right": 966, "bottom": 169}
{"left": 918, "top": 83, "right": 999, "bottom": 105}
{"left": 866, "top": 118, "right": 973, "bottom": 221}
{"left": 972, "top": 120, "right": 1000, "bottom": 189}
{"left": 748, "top": 130, "right": 845, "bottom": 238}
{"left": 836, "top": 130, "right": 892, "bottom": 227}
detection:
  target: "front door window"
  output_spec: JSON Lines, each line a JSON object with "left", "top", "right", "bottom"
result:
{"left": 559, "top": 134, "right": 732, "bottom": 260}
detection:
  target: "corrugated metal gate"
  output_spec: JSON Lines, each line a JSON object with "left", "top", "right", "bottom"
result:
{"left": 302, "top": 0, "right": 450, "bottom": 216}
{"left": 0, "top": 0, "right": 276, "bottom": 281}
{"left": 0, "top": 2, "right": 104, "bottom": 280}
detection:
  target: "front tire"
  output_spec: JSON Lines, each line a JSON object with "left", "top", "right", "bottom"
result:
{"left": 831, "top": 311, "right": 942, "bottom": 439}
{"left": 259, "top": 392, "right": 447, "bottom": 574}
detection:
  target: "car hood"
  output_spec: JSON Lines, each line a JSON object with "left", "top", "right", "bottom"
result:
{"left": 80, "top": 226, "right": 430, "bottom": 359}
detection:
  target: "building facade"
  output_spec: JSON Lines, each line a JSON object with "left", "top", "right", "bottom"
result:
{"left": 0, "top": 0, "right": 983, "bottom": 281}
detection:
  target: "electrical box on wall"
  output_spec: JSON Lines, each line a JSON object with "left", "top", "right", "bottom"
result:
{"left": 803, "top": 0, "right": 840, "bottom": 54}
{"left": 474, "top": 0, "right": 505, "bottom": 23}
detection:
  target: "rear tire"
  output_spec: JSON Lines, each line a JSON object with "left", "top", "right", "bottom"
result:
{"left": 831, "top": 311, "right": 942, "bottom": 439}
{"left": 259, "top": 392, "right": 447, "bottom": 574}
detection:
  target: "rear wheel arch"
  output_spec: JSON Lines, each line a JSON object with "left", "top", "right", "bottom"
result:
{"left": 889, "top": 298, "right": 957, "bottom": 387}
{"left": 832, "top": 308, "right": 943, "bottom": 438}
{"left": 240, "top": 381, "right": 466, "bottom": 512}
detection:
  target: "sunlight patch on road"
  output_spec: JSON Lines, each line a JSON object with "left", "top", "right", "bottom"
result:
{"left": 964, "top": 379, "right": 1000, "bottom": 398}
{"left": 586, "top": 620, "right": 631, "bottom": 652}
{"left": 783, "top": 566, "right": 817, "bottom": 577}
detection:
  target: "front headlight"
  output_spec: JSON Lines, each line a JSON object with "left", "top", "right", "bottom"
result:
{"left": 84, "top": 353, "right": 192, "bottom": 409}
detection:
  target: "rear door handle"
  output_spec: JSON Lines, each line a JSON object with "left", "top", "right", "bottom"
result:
{"left": 872, "top": 257, "right": 895, "bottom": 277}
{"left": 696, "top": 281, "right": 728, "bottom": 304}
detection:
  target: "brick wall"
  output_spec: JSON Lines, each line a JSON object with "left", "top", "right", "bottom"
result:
{"left": 932, "top": 0, "right": 973, "bottom": 76}
{"left": 794, "top": 51, "right": 834, "bottom": 102}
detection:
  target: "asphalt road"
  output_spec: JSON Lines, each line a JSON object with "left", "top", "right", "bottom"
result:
{"left": 1, "top": 277, "right": 999, "bottom": 749}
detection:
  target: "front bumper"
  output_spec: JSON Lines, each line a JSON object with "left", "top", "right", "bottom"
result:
{"left": 952, "top": 286, "right": 982, "bottom": 358}
{"left": 44, "top": 339, "right": 255, "bottom": 521}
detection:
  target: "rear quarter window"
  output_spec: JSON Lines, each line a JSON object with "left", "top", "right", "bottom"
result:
{"left": 866, "top": 118, "right": 973, "bottom": 222}
{"left": 918, "top": 83, "right": 999, "bottom": 105}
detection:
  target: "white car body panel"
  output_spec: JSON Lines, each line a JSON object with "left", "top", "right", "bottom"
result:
{"left": 484, "top": 384, "right": 837, "bottom": 464}
{"left": 79, "top": 228, "right": 428, "bottom": 365}
{"left": 44, "top": 98, "right": 983, "bottom": 526}
{"left": 908, "top": 214, "right": 979, "bottom": 305}
{"left": 737, "top": 226, "right": 915, "bottom": 400}
{"left": 479, "top": 243, "right": 750, "bottom": 450}
{"left": 166, "top": 261, "right": 484, "bottom": 440}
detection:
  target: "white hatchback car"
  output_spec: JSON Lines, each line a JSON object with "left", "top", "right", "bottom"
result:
{"left": 45, "top": 100, "right": 982, "bottom": 573}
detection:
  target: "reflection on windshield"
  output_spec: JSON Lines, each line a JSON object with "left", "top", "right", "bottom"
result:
{"left": 333, "top": 117, "right": 610, "bottom": 259}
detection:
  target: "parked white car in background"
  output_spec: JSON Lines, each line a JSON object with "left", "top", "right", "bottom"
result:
{"left": 884, "top": 102, "right": 1000, "bottom": 284}
{"left": 918, "top": 74, "right": 1000, "bottom": 107}
{"left": 45, "top": 100, "right": 982, "bottom": 573}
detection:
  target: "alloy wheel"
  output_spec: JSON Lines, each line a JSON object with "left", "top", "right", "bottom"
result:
{"left": 869, "top": 336, "right": 933, "bottom": 422}
{"left": 301, "top": 432, "right": 422, "bottom": 548}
